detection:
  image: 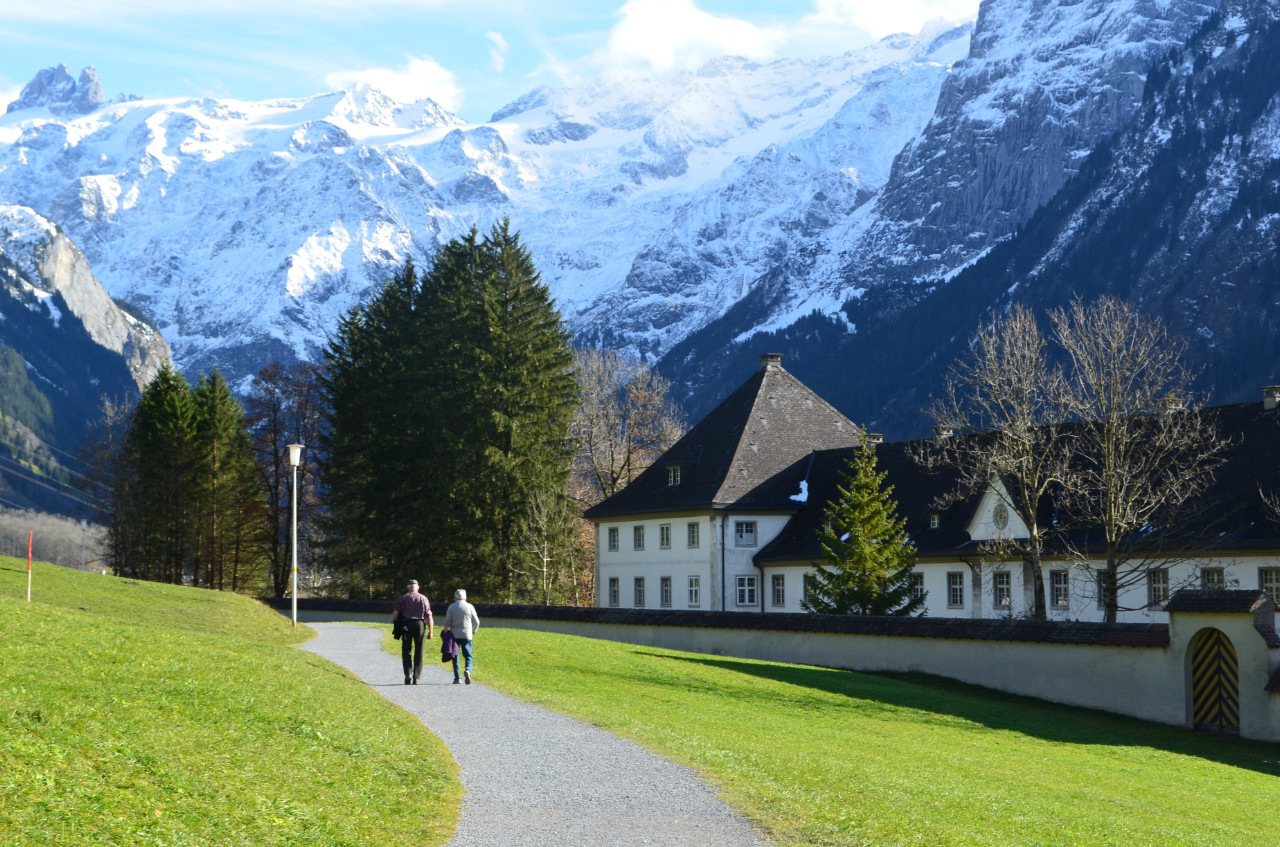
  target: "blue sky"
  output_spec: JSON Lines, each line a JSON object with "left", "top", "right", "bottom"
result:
{"left": 2, "top": 0, "right": 979, "bottom": 124}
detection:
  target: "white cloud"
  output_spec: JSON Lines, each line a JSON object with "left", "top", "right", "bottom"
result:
{"left": 486, "top": 31, "right": 509, "bottom": 74}
{"left": 577, "top": 0, "right": 977, "bottom": 81}
{"left": 326, "top": 55, "right": 464, "bottom": 110}
{"left": 0, "top": 81, "right": 23, "bottom": 111}
{"left": 591, "top": 0, "right": 778, "bottom": 75}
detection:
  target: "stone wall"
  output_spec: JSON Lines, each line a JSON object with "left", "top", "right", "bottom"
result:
{"left": 269, "top": 594, "right": 1280, "bottom": 741}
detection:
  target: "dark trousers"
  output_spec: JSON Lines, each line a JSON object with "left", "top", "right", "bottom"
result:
{"left": 401, "top": 619, "right": 426, "bottom": 680}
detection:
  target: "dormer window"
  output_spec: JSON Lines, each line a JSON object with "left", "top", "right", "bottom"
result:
{"left": 667, "top": 465, "right": 682, "bottom": 486}
{"left": 929, "top": 513, "right": 940, "bottom": 530}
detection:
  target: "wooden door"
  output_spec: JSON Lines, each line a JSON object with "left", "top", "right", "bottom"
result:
{"left": 1190, "top": 628, "right": 1239, "bottom": 733}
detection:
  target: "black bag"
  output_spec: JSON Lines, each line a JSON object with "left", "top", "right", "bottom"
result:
{"left": 392, "top": 618, "right": 404, "bottom": 640}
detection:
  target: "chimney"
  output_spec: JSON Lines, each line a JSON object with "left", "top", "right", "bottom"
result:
{"left": 932, "top": 425, "right": 953, "bottom": 441}
{"left": 865, "top": 432, "right": 884, "bottom": 445}
{"left": 1264, "top": 386, "right": 1280, "bottom": 411}
{"left": 760, "top": 353, "right": 783, "bottom": 370}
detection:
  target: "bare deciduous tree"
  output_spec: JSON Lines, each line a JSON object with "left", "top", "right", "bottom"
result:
{"left": 245, "top": 361, "right": 326, "bottom": 598}
{"left": 923, "top": 304, "right": 1072, "bottom": 619}
{"left": 1052, "top": 296, "right": 1227, "bottom": 622}
{"left": 514, "top": 488, "right": 575, "bottom": 605}
{"left": 566, "top": 349, "right": 684, "bottom": 606}
{"left": 570, "top": 349, "right": 685, "bottom": 505}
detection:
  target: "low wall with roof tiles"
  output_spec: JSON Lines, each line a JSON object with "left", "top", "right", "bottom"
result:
{"left": 266, "top": 598, "right": 1280, "bottom": 742}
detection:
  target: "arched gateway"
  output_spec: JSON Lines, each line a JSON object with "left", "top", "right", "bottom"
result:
{"left": 1189, "top": 627, "right": 1240, "bottom": 733}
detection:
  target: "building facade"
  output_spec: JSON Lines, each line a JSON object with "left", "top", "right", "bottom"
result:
{"left": 586, "top": 355, "right": 1280, "bottom": 624}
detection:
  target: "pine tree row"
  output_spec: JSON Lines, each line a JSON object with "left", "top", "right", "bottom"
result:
{"left": 322, "top": 220, "right": 577, "bottom": 602}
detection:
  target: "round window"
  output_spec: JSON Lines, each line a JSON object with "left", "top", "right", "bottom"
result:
{"left": 993, "top": 503, "right": 1009, "bottom": 529}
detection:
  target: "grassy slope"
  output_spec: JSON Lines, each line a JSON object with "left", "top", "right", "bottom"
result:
{"left": 0, "top": 560, "right": 460, "bottom": 846}
{"left": 462, "top": 628, "right": 1280, "bottom": 847}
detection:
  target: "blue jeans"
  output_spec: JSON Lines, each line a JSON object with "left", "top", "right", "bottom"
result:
{"left": 452, "top": 639, "right": 473, "bottom": 679}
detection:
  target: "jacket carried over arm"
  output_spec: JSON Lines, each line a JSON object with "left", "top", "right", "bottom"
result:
{"left": 444, "top": 601, "right": 480, "bottom": 641}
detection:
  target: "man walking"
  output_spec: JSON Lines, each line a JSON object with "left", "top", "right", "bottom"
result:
{"left": 443, "top": 589, "right": 480, "bottom": 684}
{"left": 392, "top": 580, "right": 433, "bottom": 685}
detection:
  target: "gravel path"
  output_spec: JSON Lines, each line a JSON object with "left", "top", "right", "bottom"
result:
{"left": 302, "top": 623, "right": 771, "bottom": 847}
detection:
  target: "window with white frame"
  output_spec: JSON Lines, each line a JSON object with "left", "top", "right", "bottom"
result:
{"left": 929, "top": 513, "right": 940, "bottom": 530}
{"left": 993, "top": 571, "right": 1011, "bottom": 610}
{"left": 771, "top": 573, "right": 785, "bottom": 607}
{"left": 608, "top": 577, "right": 619, "bottom": 607}
{"left": 607, "top": 527, "right": 619, "bottom": 552}
{"left": 803, "top": 572, "right": 815, "bottom": 607}
{"left": 1201, "top": 567, "right": 1225, "bottom": 590}
{"left": 659, "top": 524, "right": 671, "bottom": 549}
{"left": 687, "top": 522, "right": 700, "bottom": 548}
{"left": 909, "top": 572, "right": 925, "bottom": 602}
{"left": 1262, "top": 568, "right": 1280, "bottom": 603}
{"left": 688, "top": 576, "right": 701, "bottom": 607}
{"left": 992, "top": 503, "right": 1009, "bottom": 530}
{"left": 667, "top": 465, "right": 682, "bottom": 486}
{"left": 947, "top": 572, "right": 965, "bottom": 608}
{"left": 633, "top": 525, "right": 644, "bottom": 550}
{"left": 660, "top": 576, "right": 672, "bottom": 607}
{"left": 735, "top": 521, "right": 757, "bottom": 547}
{"left": 736, "top": 575, "right": 757, "bottom": 606}
{"left": 634, "top": 577, "right": 646, "bottom": 608}
{"left": 1148, "top": 569, "right": 1169, "bottom": 607}
{"left": 1050, "top": 570, "right": 1069, "bottom": 609}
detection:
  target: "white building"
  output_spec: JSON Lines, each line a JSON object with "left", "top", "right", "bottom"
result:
{"left": 586, "top": 354, "right": 1280, "bottom": 624}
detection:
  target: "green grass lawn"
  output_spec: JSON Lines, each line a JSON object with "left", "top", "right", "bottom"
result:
{"left": 459, "top": 627, "right": 1280, "bottom": 847}
{"left": 0, "top": 559, "right": 459, "bottom": 846}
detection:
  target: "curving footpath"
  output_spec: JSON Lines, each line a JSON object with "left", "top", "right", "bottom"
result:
{"left": 302, "top": 623, "right": 771, "bottom": 847}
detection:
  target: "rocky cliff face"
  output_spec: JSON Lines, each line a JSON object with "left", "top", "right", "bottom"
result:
{"left": 663, "top": 0, "right": 1280, "bottom": 435}
{"left": 0, "top": 204, "right": 170, "bottom": 391}
{"left": 738, "top": 0, "right": 1224, "bottom": 331}
{"left": 6, "top": 65, "right": 104, "bottom": 117}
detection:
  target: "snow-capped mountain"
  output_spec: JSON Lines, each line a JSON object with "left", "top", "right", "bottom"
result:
{"left": 0, "top": 204, "right": 169, "bottom": 391}
{"left": 665, "top": 0, "right": 1280, "bottom": 435}
{"left": 0, "top": 22, "right": 971, "bottom": 386}
{"left": 2, "top": 0, "right": 1271, "bottom": 442}
{"left": 0, "top": 204, "right": 169, "bottom": 513}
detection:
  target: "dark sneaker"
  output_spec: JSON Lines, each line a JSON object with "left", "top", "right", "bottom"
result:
{"left": 453, "top": 678, "right": 461, "bottom": 684}
{"left": 464, "top": 670, "right": 472, "bottom": 685}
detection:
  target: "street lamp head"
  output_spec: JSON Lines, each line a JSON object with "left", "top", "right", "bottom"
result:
{"left": 288, "top": 443, "right": 304, "bottom": 468}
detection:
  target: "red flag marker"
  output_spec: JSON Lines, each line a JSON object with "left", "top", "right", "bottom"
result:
{"left": 26, "top": 530, "right": 32, "bottom": 602}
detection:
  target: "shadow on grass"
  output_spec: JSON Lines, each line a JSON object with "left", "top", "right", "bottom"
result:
{"left": 642, "top": 651, "right": 1280, "bottom": 777}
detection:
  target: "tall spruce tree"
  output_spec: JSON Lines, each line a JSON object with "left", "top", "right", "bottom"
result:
{"left": 322, "top": 220, "right": 576, "bottom": 601}
{"left": 122, "top": 363, "right": 197, "bottom": 583}
{"left": 192, "top": 370, "right": 268, "bottom": 593}
{"left": 803, "top": 444, "right": 924, "bottom": 616}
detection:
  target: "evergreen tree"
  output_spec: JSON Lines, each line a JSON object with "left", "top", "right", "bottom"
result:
{"left": 123, "top": 363, "right": 197, "bottom": 583}
{"left": 321, "top": 220, "right": 576, "bottom": 601}
{"left": 192, "top": 370, "right": 269, "bottom": 593}
{"left": 803, "top": 444, "right": 924, "bottom": 616}
{"left": 467, "top": 220, "right": 576, "bottom": 600}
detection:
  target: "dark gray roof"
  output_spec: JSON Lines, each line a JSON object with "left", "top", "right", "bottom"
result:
{"left": 1163, "top": 590, "right": 1273, "bottom": 614}
{"left": 755, "top": 441, "right": 980, "bottom": 564}
{"left": 584, "top": 354, "right": 860, "bottom": 520}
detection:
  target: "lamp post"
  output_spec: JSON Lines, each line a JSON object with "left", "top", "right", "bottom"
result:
{"left": 288, "top": 443, "right": 304, "bottom": 628}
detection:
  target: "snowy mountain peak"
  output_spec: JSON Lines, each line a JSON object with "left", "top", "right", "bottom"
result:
{"left": 326, "top": 84, "right": 464, "bottom": 132}
{"left": 6, "top": 64, "right": 104, "bottom": 117}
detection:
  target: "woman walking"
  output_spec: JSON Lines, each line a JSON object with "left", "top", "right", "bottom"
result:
{"left": 443, "top": 589, "right": 480, "bottom": 684}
